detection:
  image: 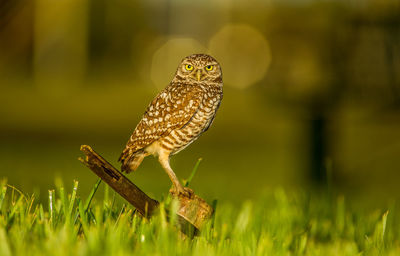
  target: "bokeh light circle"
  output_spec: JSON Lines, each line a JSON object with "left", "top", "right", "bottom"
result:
{"left": 208, "top": 24, "right": 271, "bottom": 89}
{"left": 151, "top": 38, "right": 206, "bottom": 89}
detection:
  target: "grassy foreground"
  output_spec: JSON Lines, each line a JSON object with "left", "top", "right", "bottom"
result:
{"left": 0, "top": 180, "right": 399, "bottom": 256}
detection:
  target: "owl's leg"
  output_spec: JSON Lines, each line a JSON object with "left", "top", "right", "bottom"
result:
{"left": 158, "top": 152, "right": 192, "bottom": 197}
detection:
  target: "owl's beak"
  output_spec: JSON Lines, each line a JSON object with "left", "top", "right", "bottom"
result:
{"left": 196, "top": 70, "right": 202, "bottom": 81}
{"left": 195, "top": 69, "right": 207, "bottom": 81}
{"left": 191, "top": 69, "right": 206, "bottom": 81}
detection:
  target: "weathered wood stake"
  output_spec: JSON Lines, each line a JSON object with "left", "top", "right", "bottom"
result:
{"left": 78, "top": 145, "right": 214, "bottom": 234}
{"left": 78, "top": 145, "right": 159, "bottom": 217}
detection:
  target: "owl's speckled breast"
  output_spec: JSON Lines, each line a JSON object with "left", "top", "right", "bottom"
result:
{"left": 158, "top": 84, "right": 222, "bottom": 155}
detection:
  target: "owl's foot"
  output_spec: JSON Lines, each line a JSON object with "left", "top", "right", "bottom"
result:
{"left": 170, "top": 186, "right": 194, "bottom": 198}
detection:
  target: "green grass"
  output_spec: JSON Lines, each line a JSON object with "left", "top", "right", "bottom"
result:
{"left": 0, "top": 179, "right": 399, "bottom": 256}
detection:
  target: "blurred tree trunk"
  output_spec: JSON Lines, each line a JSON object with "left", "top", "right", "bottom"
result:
{"left": 309, "top": 109, "right": 328, "bottom": 185}
{"left": 0, "top": 0, "right": 34, "bottom": 78}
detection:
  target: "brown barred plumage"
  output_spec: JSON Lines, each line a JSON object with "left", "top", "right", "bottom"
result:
{"left": 119, "top": 54, "right": 223, "bottom": 196}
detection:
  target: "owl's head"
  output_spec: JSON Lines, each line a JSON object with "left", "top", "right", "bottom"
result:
{"left": 174, "top": 54, "right": 222, "bottom": 83}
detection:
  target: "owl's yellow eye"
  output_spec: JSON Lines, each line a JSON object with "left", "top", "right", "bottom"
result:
{"left": 185, "top": 64, "right": 193, "bottom": 71}
{"left": 205, "top": 65, "right": 213, "bottom": 71}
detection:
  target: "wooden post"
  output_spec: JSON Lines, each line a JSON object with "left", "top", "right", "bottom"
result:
{"left": 78, "top": 145, "right": 214, "bottom": 235}
{"left": 78, "top": 145, "right": 159, "bottom": 217}
{"left": 171, "top": 190, "right": 214, "bottom": 230}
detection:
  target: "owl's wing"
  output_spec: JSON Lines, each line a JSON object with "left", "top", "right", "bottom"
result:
{"left": 119, "top": 83, "right": 202, "bottom": 163}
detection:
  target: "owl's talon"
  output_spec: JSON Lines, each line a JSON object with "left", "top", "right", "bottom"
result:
{"left": 170, "top": 186, "right": 194, "bottom": 198}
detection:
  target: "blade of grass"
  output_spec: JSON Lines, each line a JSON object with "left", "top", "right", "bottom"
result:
{"left": 27, "top": 194, "right": 35, "bottom": 215}
{"left": 39, "top": 204, "right": 44, "bottom": 222}
{"left": 211, "top": 199, "right": 218, "bottom": 229}
{"left": 382, "top": 210, "right": 389, "bottom": 242}
{"left": 0, "top": 184, "right": 7, "bottom": 212}
{"left": 48, "top": 190, "right": 55, "bottom": 225}
{"left": 74, "top": 179, "right": 102, "bottom": 228}
{"left": 184, "top": 158, "right": 202, "bottom": 187}
{"left": 78, "top": 199, "right": 89, "bottom": 235}
{"left": 104, "top": 181, "right": 109, "bottom": 209}
{"left": 7, "top": 184, "right": 28, "bottom": 203}
{"left": 114, "top": 204, "right": 127, "bottom": 228}
{"left": 59, "top": 186, "right": 66, "bottom": 216}
{"left": 9, "top": 196, "right": 24, "bottom": 221}
{"left": 68, "top": 180, "right": 79, "bottom": 224}
{"left": 84, "top": 178, "right": 102, "bottom": 212}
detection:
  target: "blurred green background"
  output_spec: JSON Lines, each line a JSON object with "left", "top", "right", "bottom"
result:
{"left": 1, "top": 0, "right": 399, "bottom": 204}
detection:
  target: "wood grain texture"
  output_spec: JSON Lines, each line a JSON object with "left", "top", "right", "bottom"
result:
{"left": 79, "top": 145, "right": 159, "bottom": 217}
{"left": 79, "top": 144, "right": 214, "bottom": 236}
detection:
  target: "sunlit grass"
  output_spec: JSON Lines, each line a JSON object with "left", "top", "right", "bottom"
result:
{"left": 0, "top": 179, "right": 399, "bottom": 255}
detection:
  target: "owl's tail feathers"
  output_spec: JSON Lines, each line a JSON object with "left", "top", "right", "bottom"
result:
{"left": 119, "top": 149, "right": 146, "bottom": 173}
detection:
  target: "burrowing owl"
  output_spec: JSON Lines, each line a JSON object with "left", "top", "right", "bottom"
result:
{"left": 119, "top": 54, "right": 223, "bottom": 196}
